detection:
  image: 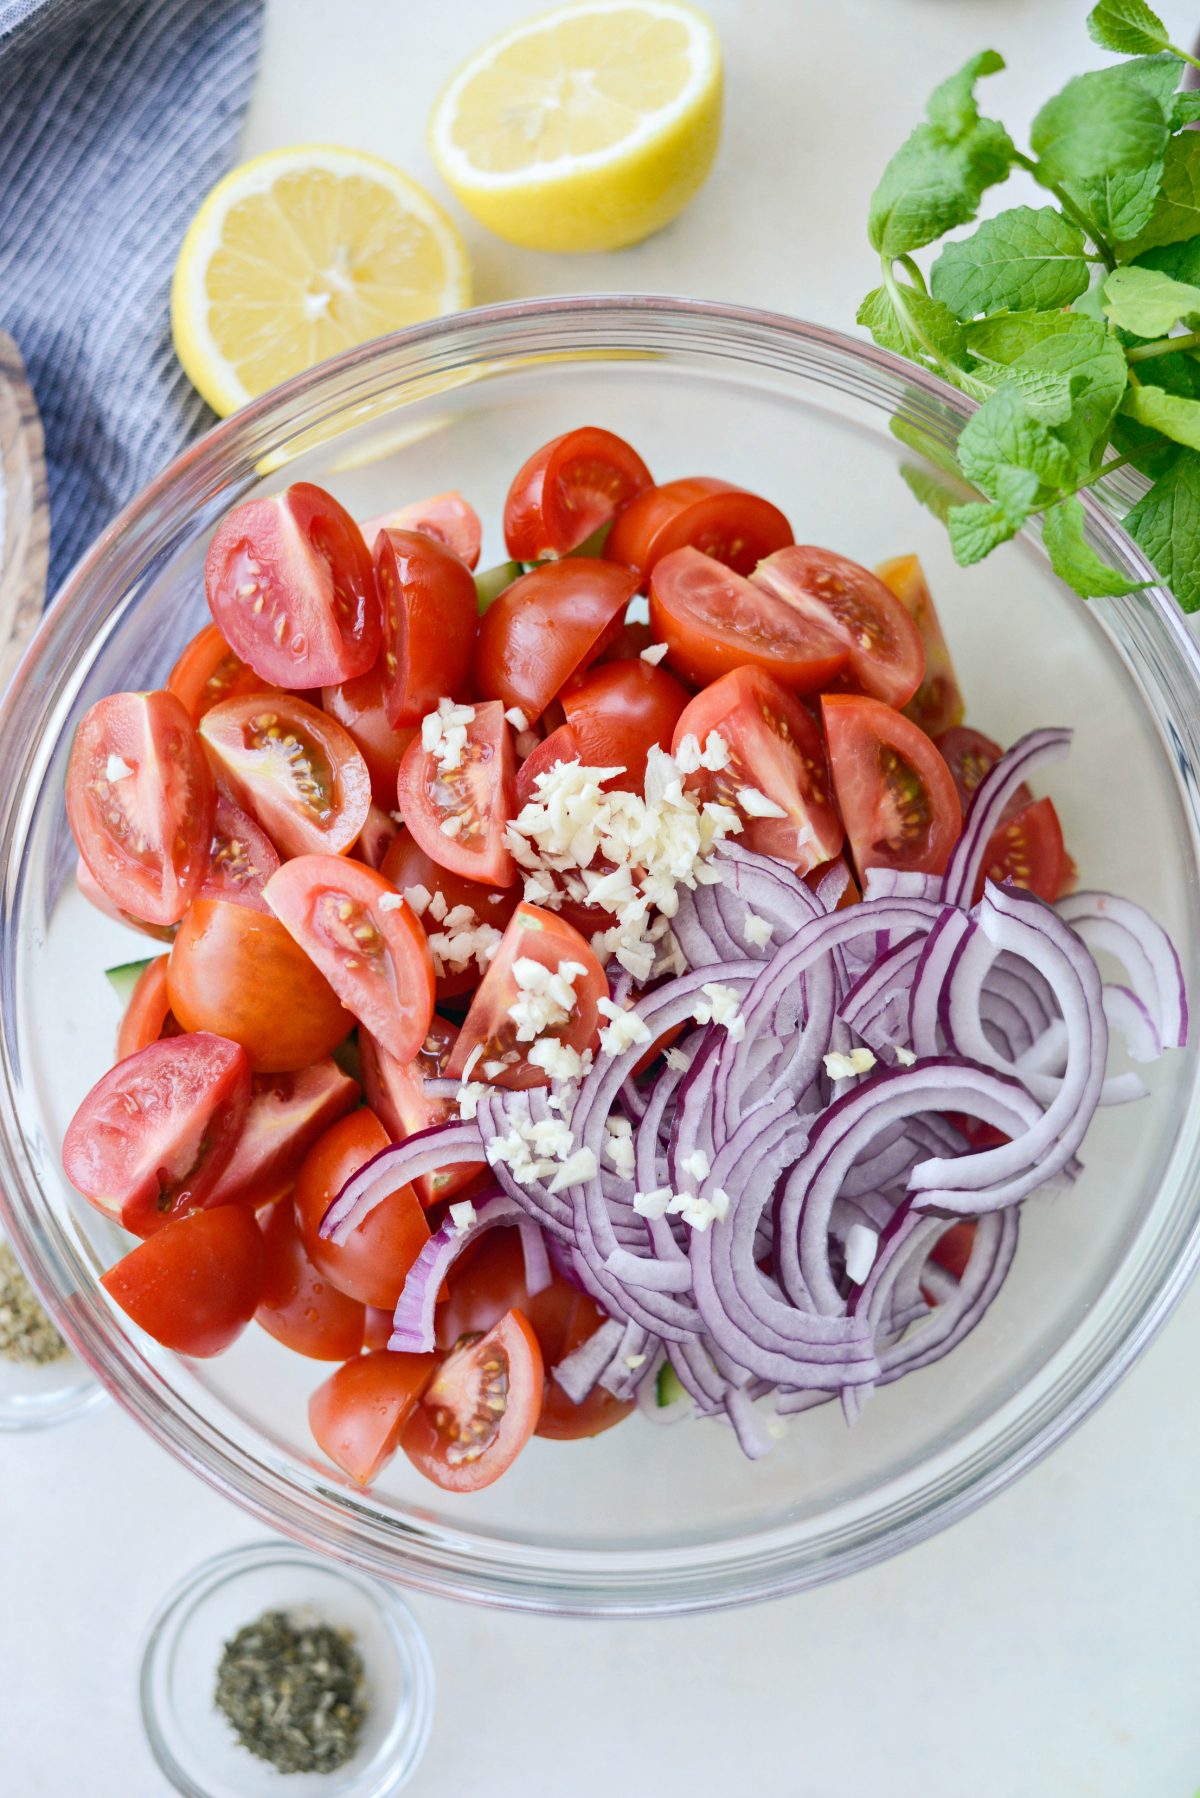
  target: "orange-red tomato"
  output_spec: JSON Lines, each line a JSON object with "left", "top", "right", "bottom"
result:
{"left": 293, "top": 1109, "right": 429, "bottom": 1310}
{"left": 607, "top": 476, "right": 792, "bottom": 584}
{"left": 168, "top": 622, "right": 279, "bottom": 722}
{"left": 257, "top": 1197, "right": 366, "bottom": 1361}
{"left": 321, "top": 660, "right": 416, "bottom": 809}
{"left": 115, "top": 956, "right": 174, "bottom": 1059}
{"left": 401, "top": 1309, "right": 543, "bottom": 1492}
{"left": 360, "top": 490, "right": 482, "bottom": 569}
{"left": 374, "top": 528, "right": 478, "bottom": 727}
{"left": 380, "top": 828, "right": 518, "bottom": 1002}
{"left": 395, "top": 699, "right": 517, "bottom": 888}
{"left": 206, "top": 1060, "right": 361, "bottom": 1211}
{"left": 752, "top": 545, "right": 926, "bottom": 711}
{"left": 101, "top": 1204, "right": 264, "bottom": 1357}
{"left": 167, "top": 899, "right": 353, "bottom": 1073}
{"left": 822, "top": 694, "right": 962, "bottom": 879}
{"left": 560, "top": 658, "right": 690, "bottom": 791}
{"left": 200, "top": 694, "right": 371, "bottom": 860}
{"left": 359, "top": 1017, "right": 484, "bottom": 1206}
{"left": 503, "top": 427, "right": 652, "bottom": 562}
{"left": 649, "top": 548, "right": 848, "bottom": 692}
{"left": 473, "top": 559, "right": 638, "bottom": 724}
{"left": 309, "top": 1348, "right": 437, "bottom": 1485}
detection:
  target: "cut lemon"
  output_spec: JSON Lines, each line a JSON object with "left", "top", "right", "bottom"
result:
{"left": 172, "top": 145, "right": 471, "bottom": 416}
{"left": 429, "top": 0, "right": 722, "bottom": 254}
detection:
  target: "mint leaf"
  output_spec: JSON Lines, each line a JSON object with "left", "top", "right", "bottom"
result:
{"left": 1109, "top": 412, "right": 1188, "bottom": 477}
{"left": 1087, "top": 0, "right": 1170, "bottom": 56}
{"left": 964, "top": 309, "right": 1101, "bottom": 362}
{"left": 1134, "top": 239, "right": 1200, "bottom": 285}
{"left": 1104, "top": 264, "right": 1200, "bottom": 334}
{"left": 1000, "top": 366, "right": 1077, "bottom": 424}
{"left": 948, "top": 500, "right": 1026, "bottom": 563}
{"left": 1117, "top": 54, "right": 1184, "bottom": 108}
{"left": 857, "top": 284, "right": 968, "bottom": 365}
{"left": 1065, "top": 162, "right": 1164, "bottom": 242}
{"left": 1124, "top": 132, "right": 1200, "bottom": 251}
{"left": 926, "top": 49, "right": 1005, "bottom": 136}
{"left": 900, "top": 463, "right": 958, "bottom": 525}
{"left": 1012, "top": 332, "right": 1129, "bottom": 471}
{"left": 1041, "top": 494, "right": 1148, "bottom": 595}
{"left": 956, "top": 384, "right": 1075, "bottom": 491}
{"left": 1030, "top": 67, "right": 1170, "bottom": 185}
{"left": 1124, "top": 448, "right": 1200, "bottom": 609}
{"left": 1122, "top": 381, "right": 1200, "bottom": 449}
{"left": 868, "top": 54, "right": 1014, "bottom": 256}
{"left": 931, "top": 206, "right": 1090, "bottom": 318}
{"left": 1171, "top": 93, "right": 1200, "bottom": 129}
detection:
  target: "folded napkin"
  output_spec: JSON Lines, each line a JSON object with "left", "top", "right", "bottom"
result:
{"left": 0, "top": 0, "right": 263, "bottom": 594}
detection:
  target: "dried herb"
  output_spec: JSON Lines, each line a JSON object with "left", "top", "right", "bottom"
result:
{"left": 214, "top": 1609, "right": 367, "bottom": 1775}
{"left": 0, "top": 1241, "right": 68, "bottom": 1366}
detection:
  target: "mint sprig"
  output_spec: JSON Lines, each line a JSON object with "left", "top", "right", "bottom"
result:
{"left": 859, "top": 4, "right": 1200, "bottom": 608}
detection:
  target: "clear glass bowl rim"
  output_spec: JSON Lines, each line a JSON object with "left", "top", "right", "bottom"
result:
{"left": 2, "top": 292, "right": 1199, "bottom": 1617}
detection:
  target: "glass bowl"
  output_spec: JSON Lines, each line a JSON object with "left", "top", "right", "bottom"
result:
{"left": 1, "top": 296, "right": 1198, "bottom": 1616}
{"left": 139, "top": 1541, "right": 434, "bottom": 1797}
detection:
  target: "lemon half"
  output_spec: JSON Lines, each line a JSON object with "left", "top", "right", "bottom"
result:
{"left": 172, "top": 145, "right": 471, "bottom": 416}
{"left": 429, "top": 0, "right": 722, "bottom": 254}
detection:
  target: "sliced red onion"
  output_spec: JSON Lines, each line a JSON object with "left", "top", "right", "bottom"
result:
{"left": 553, "top": 1319, "right": 625, "bottom": 1403}
{"left": 941, "top": 727, "right": 1072, "bottom": 908}
{"left": 321, "top": 1119, "right": 485, "bottom": 1242}
{"left": 1058, "top": 889, "right": 1188, "bottom": 1050}
{"left": 388, "top": 1190, "right": 545, "bottom": 1354}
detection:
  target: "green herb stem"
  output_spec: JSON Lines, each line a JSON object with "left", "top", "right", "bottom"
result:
{"left": 1126, "top": 329, "right": 1200, "bottom": 363}
{"left": 882, "top": 259, "right": 969, "bottom": 384}
{"left": 898, "top": 254, "right": 928, "bottom": 296}
{"left": 1167, "top": 40, "right": 1200, "bottom": 72}
{"left": 1011, "top": 149, "right": 1116, "bottom": 270}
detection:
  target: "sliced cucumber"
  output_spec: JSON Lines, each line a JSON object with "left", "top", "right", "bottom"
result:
{"left": 656, "top": 1360, "right": 687, "bottom": 1408}
{"left": 105, "top": 957, "right": 156, "bottom": 1007}
{"left": 474, "top": 560, "right": 524, "bottom": 614}
{"left": 568, "top": 520, "right": 612, "bottom": 558}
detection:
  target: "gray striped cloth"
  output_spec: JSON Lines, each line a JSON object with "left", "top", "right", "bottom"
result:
{"left": 0, "top": 0, "right": 263, "bottom": 594}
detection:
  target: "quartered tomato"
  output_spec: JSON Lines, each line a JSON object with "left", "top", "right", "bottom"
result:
{"left": 205, "top": 482, "right": 380, "bottom": 688}
{"left": 473, "top": 560, "right": 638, "bottom": 724}
{"left": 752, "top": 545, "right": 926, "bottom": 711}
{"left": 257, "top": 1197, "right": 366, "bottom": 1361}
{"left": 560, "top": 658, "right": 691, "bottom": 790}
{"left": 321, "top": 660, "right": 417, "bottom": 808}
{"left": 401, "top": 1308, "right": 543, "bottom": 1492}
{"left": 309, "top": 1348, "right": 436, "bottom": 1485}
{"left": 101, "top": 1204, "right": 264, "bottom": 1358}
{"left": 75, "top": 855, "right": 177, "bottom": 943}
{"left": 355, "top": 801, "right": 400, "bottom": 871}
{"left": 206, "top": 1059, "right": 361, "bottom": 1211}
{"left": 263, "top": 855, "right": 435, "bottom": 1065}
{"left": 673, "top": 668, "right": 844, "bottom": 872}
{"left": 935, "top": 726, "right": 1068, "bottom": 903}
{"left": 168, "top": 899, "right": 353, "bottom": 1073}
{"left": 116, "top": 956, "right": 175, "bottom": 1059}
{"left": 446, "top": 903, "right": 606, "bottom": 1089}
{"left": 380, "top": 829, "right": 517, "bottom": 1001}
{"left": 648, "top": 548, "right": 848, "bottom": 693}
{"left": 360, "top": 490, "right": 482, "bottom": 569}
{"left": 606, "top": 476, "right": 793, "bottom": 584}
{"left": 67, "top": 689, "right": 215, "bottom": 927}
{"left": 503, "top": 427, "right": 653, "bottom": 562}
{"left": 168, "top": 622, "right": 277, "bottom": 722}
{"left": 875, "top": 554, "right": 964, "bottom": 737}
{"left": 294, "top": 1108, "right": 429, "bottom": 1310}
{"left": 359, "top": 1017, "right": 483, "bottom": 1206}
{"left": 436, "top": 1229, "right": 632, "bottom": 1440}
{"left": 822, "top": 694, "right": 962, "bottom": 879}
{"left": 514, "top": 723, "right": 583, "bottom": 810}
{"left": 63, "top": 1032, "right": 251, "bottom": 1236}
{"left": 395, "top": 699, "right": 517, "bottom": 887}
{"left": 374, "top": 528, "right": 478, "bottom": 727}
{"left": 200, "top": 694, "right": 371, "bottom": 859}
{"left": 200, "top": 793, "right": 281, "bottom": 913}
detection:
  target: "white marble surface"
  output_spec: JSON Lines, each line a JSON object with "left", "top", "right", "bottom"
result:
{"left": 5, "top": 1, "right": 1200, "bottom": 1792}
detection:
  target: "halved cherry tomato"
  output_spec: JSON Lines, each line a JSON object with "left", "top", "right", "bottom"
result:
{"left": 374, "top": 528, "right": 478, "bottom": 727}
{"left": 606, "top": 476, "right": 793, "bottom": 584}
{"left": 63, "top": 1032, "right": 251, "bottom": 1235}
{"left": 979, "top": 795, "right": 1067, "bottom": 904}
{"left": 928, "top": 1220, "right": 978, "bottom": 1283}
{"left": 116, "top": 956, "right": 174, "bottom": 1059}
{"left": 67, "top": 690, "right": 215, "bottom": 926}
{"left": 380, "top": 829, "right": 517, "bottom": 1002}
{"left": 257, "top": 1197, "right": 366, "bottom": 1361}
{"left": 560, "top": 658, "right": 690, "bottom": 791}
{"left": 401, "top": 1308, "right": 543, "bottom": 1492}
{"left": 206, "top": 1060, "right": 361, "bottom": 1210}
{"left": 200, "top": 694, "right": 371, "bottom": 859}
{"left": 473, "top": 560, "right": 638, "bottom": 724}
{"left": 75, "top": 855, "right": 177, "bottom": 943}
{"left": 435, "top": 1229, "right": 632, "bottom": 1440}
{"left": 321, "top": 660, "right": 417, "bottom": 808}
{"left": 648, "top": 548, "right": 848, "bottom": 693}
{"left": 309, "top": 1348, "right": 437, "bottom": 1485}
{"left": 359, "top": 1017, "right": 483, "bottom": 1206}
{"left": 355, "top": 801, "right": 400, "bottom": 871}
{"left": 263, "top": 856, "right": 435, "bottom": 1064}
{"left": 395, "top": 699, "right": 517, "bottom": 887}
{"left": 101, "top": 1204, "right": 264, "bottom": 1357}
{"left": 294, "top": 1109, "right": 429, "bottom": 1309}
{"left": 446, "top": 902, "right": 606, "bottom": 1089}
{"left": 168, "top": 622, "right": 278, "bottom": 722}
{"left": 822, "top": 694, "right": 962, "bottom": 879}
{"left": 752, "top": 545, "right": 926, "bottom": 710}
{"left": 360, "top": 490, "right": 482, "bottom": 569}
{"left": 595, "top": 617, "right": 655, "bottom": 663}
{"left": 875, "top": 554, "right": 964, "bottom": 737}
{"left": 205, "top": 482, "right": 379, "bottom": 688}
{"left": 514, "top": 723, "right": 582, "bottom": 810}
{"left": 504, "top": 427, "right": 653, "bottom": 562}
{"left": 673, "top": 668, "right": 844, "bottom": 872}
{"left": 363, "top": 1306, "right": 396, "bottom": 1351}
{"left": 201, "top": 793, "right": 281, "bottom": 913}
{"left": 168, "top": 899, "right": 353, "bottom": 1073}
{"left": 935, "top": 727, "right": 1068, "bottom": 903}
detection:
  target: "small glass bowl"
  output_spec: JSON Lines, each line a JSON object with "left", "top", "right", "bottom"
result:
{"left": 0, "top": 1231, "right": 105, "bottom": 1432}
{"left": 139, "top": 1541, "right": 435, "bottom": 1798}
